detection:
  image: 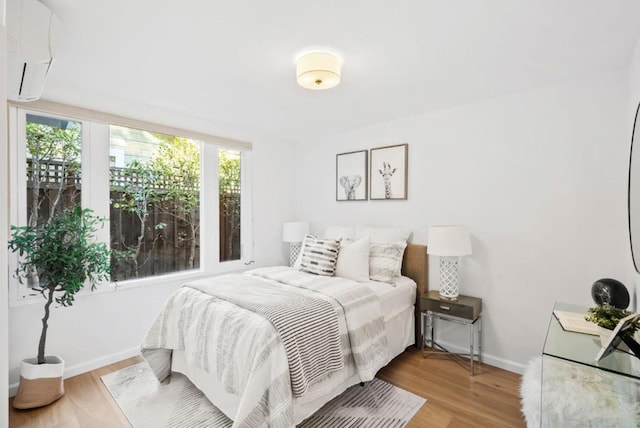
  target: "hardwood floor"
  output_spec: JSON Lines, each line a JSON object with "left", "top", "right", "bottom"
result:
{"left": 9, "top": 357, "right": 140, "bottom": 428}
{"left": 377, "top": 349, "right": 525, "bottom": 428}
{"left": 9, "top": 348, "right": 525, "bottom": 427}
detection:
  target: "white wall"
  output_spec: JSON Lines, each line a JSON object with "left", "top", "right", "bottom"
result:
{"left": 294, "top": 72, "right": 630, "bottom": 372}
{"left": 630, "top": 36, "right": 640, "bottom": 120}
{"left": 1, "top": 4, "right": 10, "bottom": 425}
{"left": 628, "top": 35, "right": 640, "bottom": 310}
{"left": 8, "top": 129, "right": 296, "bottom": 390}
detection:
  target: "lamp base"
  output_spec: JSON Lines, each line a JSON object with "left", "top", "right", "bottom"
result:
{"left": 438, "top": 293, "right": 459, "bottom": 302}
{"left": 438, "top": 256, "right": 460, "bottom": 300}
{"left": 289, "top": 242, "right": 302, "bottom": 267}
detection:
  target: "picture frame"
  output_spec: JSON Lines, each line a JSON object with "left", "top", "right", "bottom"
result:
{"left": 336, "top": 150, "right": 368, "bottom": 201}
{"left": 595, "top": 312, "right": 640, "bottom": 361}
{"left": 370, "top": 144, "right": 408, "bottom": 200}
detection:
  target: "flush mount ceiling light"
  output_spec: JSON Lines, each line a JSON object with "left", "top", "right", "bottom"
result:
{"left": 296, "top": 51, "right": 342, "bottom": 90}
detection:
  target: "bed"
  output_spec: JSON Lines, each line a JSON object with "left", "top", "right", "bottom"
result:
{"left": 142, "top": 243, "right": 427, "bottom": 428}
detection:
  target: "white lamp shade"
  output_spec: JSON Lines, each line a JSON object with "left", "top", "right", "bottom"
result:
{"left": 282, "top": 222, "right": 309, "bottom": 243}
{"left": 427, "top": 225, "right": 472, "bottom": 256}
{"left": 296, "top": 52, "right": 341, "bottom": 90}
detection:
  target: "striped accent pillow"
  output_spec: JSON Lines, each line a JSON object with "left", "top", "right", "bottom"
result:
{"left": 369, "top": 241, "right": 407, "bottom": 283}
{"left": 299, "top": 234, "right": 340, "bottom": 276}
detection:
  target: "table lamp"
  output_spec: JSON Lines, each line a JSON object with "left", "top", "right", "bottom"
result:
{"left": 427, "top": 225, "right": 472, "bottom": 301}
{"left": 282, "top": 222, "right": 309, "bottom": 266}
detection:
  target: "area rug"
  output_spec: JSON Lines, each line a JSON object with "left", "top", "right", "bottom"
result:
{"left": 101, "top": 362, "right": 425, "bottom": 427}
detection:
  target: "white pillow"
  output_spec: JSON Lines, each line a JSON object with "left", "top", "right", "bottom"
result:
{"left": 369, "top": 241, "right": 407, "bottom": 283}
{"left": 335, "top": 237, "right": 370, "bottom": 282}
{"left": 356, "top": 226, "right": 411, "bottom": 243}
{"left": 324, "top": 226, "right": 357, "bottom": 241}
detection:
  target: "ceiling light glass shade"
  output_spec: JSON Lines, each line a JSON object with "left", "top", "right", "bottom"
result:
{"left": 296, "top": 52, "right": 341, "bottom": 90}
{"left": 427, "top": 225, "right": 472, "bottom": 256}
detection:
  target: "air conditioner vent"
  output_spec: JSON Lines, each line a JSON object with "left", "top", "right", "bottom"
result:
{"left": 7, "top": 0, "right": 62, "bottom": 102}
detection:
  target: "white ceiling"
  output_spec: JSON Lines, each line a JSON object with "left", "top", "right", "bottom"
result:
{"left": 39, "top": 0, "right": 640, "bottom": 142}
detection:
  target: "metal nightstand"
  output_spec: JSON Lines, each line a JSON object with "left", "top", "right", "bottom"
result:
{"left": 421, "top": 290, "right": 483, "bottom": 375}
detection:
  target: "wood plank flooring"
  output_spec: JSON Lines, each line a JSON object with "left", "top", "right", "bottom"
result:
{"left": 9, "top": 348, "right": 526, "bottom": 427}
{"left": 377, "top": 349, "right": 525, "bottom": 427}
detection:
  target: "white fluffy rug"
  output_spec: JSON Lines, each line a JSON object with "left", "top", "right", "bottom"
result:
{"left": 520, "top": 356, "right": 640, "bottom": 428}
{"left": 102, "top": 362, "right": 426, "bottom": 427}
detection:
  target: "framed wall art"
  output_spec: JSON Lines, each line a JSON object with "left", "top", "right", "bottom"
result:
{"left": 370, "top": 144, "right": 408, "bottom": 200}
{"left": 336, "top": 150, "right": 368, "bottom": 201}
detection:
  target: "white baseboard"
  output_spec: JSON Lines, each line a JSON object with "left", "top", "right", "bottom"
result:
{"left": 434, "top": 339, "right": 527, "bottom": 374}
{"left": 8, "top": 343, "right": 526, "bottom": 397}
{"left": 9, "top": 347, "right": 141, "bottom": 397}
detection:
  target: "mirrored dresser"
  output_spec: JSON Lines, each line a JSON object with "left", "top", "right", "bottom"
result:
{"left": 540, "top": 302, "right": 640, "bottom": 426}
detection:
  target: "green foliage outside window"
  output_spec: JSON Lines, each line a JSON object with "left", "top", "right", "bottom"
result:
{"left": 25, "top": 120, "right": 81, "bottom": 227}
{"left": 24, "top": 119, "right": 242, "bottom": 284}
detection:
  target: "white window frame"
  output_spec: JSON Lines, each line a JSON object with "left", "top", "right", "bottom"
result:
{"left": 8, "top": 104, "right": 253, "bottom": 306}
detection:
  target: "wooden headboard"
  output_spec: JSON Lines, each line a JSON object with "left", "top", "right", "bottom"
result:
{"left": 401, "top": 244, "right": 428, "bottom": 348}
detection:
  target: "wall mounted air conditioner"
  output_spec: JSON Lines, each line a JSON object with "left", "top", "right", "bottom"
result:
{"left": 7, "top": 0, "right": 62, "bottom": 102}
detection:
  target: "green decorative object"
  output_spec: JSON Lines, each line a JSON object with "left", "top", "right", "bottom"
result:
{"left": 585, "top": 304, "right": 640, "bottom": 334}
{"left": 8, "top": 206, "right": 110, "bottom": 365}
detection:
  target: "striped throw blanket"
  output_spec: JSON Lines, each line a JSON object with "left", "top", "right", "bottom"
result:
{"left": 248, "top": 267, "right": 389, "bottom": 381}
{"left": 142, "top": 266, "right": 389, "bottom": 428}
{"left": 186, "top": 274, "right": 344, "bottom": 396}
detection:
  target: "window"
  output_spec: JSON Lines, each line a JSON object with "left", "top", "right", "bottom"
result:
{"left": 219, "top": 149, "right": 241, "bottom": 262}
{"left": 25, "top": 114, "right": 82, "bottom": 227}
{"left": 9, "top": 105, "right": 252, "bottom": 303}
{"left": 109, "top": 125, "right": 202, "bottom": 281}
{"left": 19, "top": 114, "right": 83, "bottom": 290}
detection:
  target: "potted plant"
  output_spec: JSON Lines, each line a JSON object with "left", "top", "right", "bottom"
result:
{"left": 585, "top": 304, "right": 640, "bottom": 347}
{"left": 8, "top": 206, "right": 110, "bottom": 409}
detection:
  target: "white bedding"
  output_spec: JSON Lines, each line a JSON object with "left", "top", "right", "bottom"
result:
{"left": 147, "top": 269, "right": 417, "bottom": 427}
{"left": 173, "top": 305, "right": 416, "bottom": 425}
{"left": 364, "top": 276, "right": 417, "bottom": 321}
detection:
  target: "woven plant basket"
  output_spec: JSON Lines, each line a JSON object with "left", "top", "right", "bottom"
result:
{"left": 13, "top": 356, "right": 65, "bottom": 409}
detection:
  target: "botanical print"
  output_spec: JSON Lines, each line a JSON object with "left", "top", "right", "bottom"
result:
{"left": 370, "top": 144, "right": 408, "bottom": 200}
{"left": 336, "top": 150, "right": 368, "bottom": 201}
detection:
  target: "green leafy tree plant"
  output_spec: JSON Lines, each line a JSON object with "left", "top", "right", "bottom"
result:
{"left": 111, "top": 160, "right": 162, "bottom": 278}
{"left": 26, "top": 121, "right": 81, "bottom": 227}
{"left": 148, "top": 135, "right": 201, "bottom": 269}
{"left": 218, "top": 149, "right": 241, "bottom": 261}
{"left": 8, "top": 206, "right": 110, "bottom": 364}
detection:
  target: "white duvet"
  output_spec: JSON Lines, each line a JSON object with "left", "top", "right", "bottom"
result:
{"left": 141, "top": 266, "right": 391, "bottom": 428}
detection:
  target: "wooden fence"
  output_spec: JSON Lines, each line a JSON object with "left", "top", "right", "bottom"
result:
{"left": 109, "top": 190, "right": 202, "bottom": 281}
{"left": 26, "top": 159, "right": 240, "bottom": 282}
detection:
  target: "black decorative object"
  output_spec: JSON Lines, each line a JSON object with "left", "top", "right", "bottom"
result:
{"left": 591, "top": 278, "right": 630, "bottom": 309}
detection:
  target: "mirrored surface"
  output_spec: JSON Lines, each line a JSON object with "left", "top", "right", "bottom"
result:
{"left": 541, "top": 303, "right": 640, "bottom": 426}
{"left": 543, "top": 302, "right": 640, "bottom": 379}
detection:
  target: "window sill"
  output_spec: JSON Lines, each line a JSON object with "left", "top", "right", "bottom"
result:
{"left": 9, "top": 260, "right": 254, "bottom": 307}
